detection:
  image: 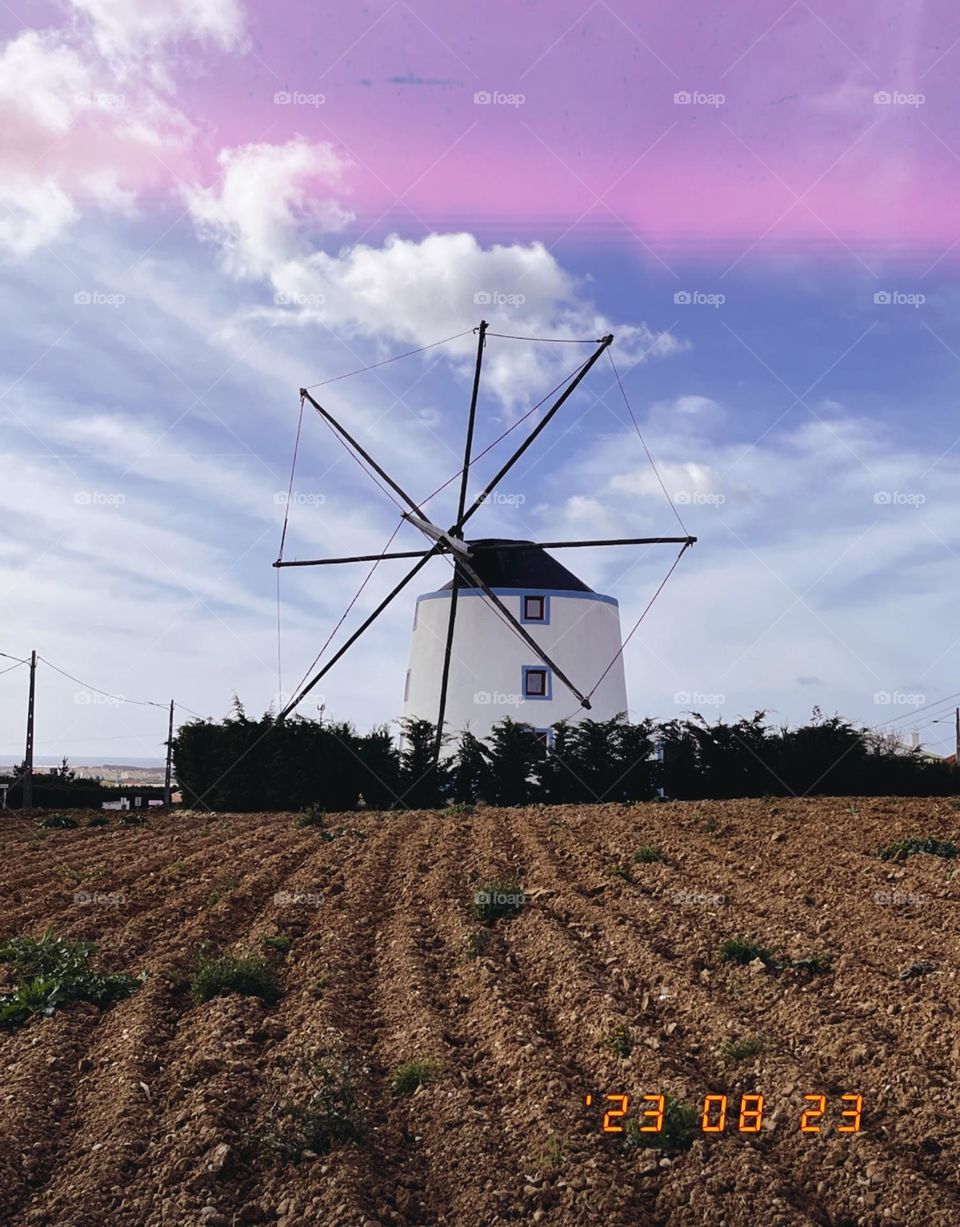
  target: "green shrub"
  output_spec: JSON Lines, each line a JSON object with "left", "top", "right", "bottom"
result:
{"left": 539, "top": 1135, "right": 564, "bottom": 1170}
{"left": 0, "top": 928, "right": 143, "bottom": 1028}
{"left": 86, "top": 815, "right": 109, "bottom": 828}
{"left": 878, "top": 836, "right": 958, "bottom": 861}
{"left": 464, "top": 928, "right": 491, "bottom": 960}
{"left": 390, "top": 1060, "right": 436, "bottom": 1096}
{"left": 207, "top": 877, "right": 240, "bottom": 905}
{"left": 622, "top": 1095, "right": 698, "bottom": 1152}
{"left": 261, "top": 934, "right": 293, "bottom": 954}
{"left": 719, "top": 1034, "right": 766, "bottom": 1063}
{"left": 633, "top": 845, "right": 665, "bottom": 864}
{"left": 189, "top": 949, "right": 281, "bottom": 1005}
{"left": 259, "top": 1053, "right": 362, "bottom": 1162}
{"left": 719, "top": 936, "right": 774, "bottom": 966}
{"left": 39, "top": 813, "right": 78, "bottom": 829}
{"left": 119, "top": 812, "right": 145, "bottom": 826}
{"left": 609, "top": 1024, "right": 634, "bottom": 1058}
{"left": 471, "top": 879, "right": 525, "bottom": 924}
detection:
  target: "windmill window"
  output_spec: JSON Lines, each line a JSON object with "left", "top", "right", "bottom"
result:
{"left": 522, "top": 665, "right": 551, "bottom": 700}
{"left": 521, "top": 594, "right": 549, "bottom": 624}
{"left": 534, "top": 727, "right": 554, "bottom": 749}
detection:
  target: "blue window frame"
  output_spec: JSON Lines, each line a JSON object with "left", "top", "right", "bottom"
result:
{"left": 521, "top": 593, "right": 550, "bottom": 624}
{"left": 522, "top": 665, "right": 551, "bottom": 700}
{"left": 534, "top": 726, "right": 554, "bottom": 749}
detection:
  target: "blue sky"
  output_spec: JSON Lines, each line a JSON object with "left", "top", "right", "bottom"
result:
{"left": 4, "top": 218, "right": 960, "bottom": 761}
{"left": 3, "top": 0, "right": 960, "bottom": 762}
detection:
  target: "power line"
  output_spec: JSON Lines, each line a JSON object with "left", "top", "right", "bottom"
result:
{"left": 872, "top": 690, "right": 960, "bottom": 729}
{"left": 37, "top": 655, "right": 168, "bottom": 709}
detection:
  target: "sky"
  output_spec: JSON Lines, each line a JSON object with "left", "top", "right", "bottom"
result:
{"left": 2, "top": 0, "right": 960, "bottom": 762}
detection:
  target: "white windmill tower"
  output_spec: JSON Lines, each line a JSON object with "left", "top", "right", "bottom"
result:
{"left": 275, "top": 320, "right": 694, "bottom": 781}
{"left": 403, "top": 538, "right": 628, "bottom": 746}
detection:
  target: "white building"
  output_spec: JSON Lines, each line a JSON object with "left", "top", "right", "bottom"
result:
{"left": 402, "top": 539, "right": 628, "bottom": 747}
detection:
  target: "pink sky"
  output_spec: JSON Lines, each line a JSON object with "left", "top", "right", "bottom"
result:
{"left": 4, "top": 0, "right": 960, "bottom": 257}
{"left": 191, "top": 0, "right": 960, "bottom": 255}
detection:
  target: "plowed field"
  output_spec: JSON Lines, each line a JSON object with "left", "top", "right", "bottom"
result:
{"left": 0, "top": 798, "right": 958, "bottom": 1227}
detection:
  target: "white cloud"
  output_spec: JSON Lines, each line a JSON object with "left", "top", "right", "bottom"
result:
{"left": 0, "top": 31, "right": 92, "bottom": 133}
{"left": 271, "top": 231, "right": 684, "bottom": 408}
{"left": 186, "top": 139, "right": 353, "bottom": 279}
{"left": 70, "top": 0, "right": 247, "bottom": 59}
{"left": 0, "top": 0, "right": 248, "bottom": 257}
{"left": 611, "top": 460, "right": 722, "bottom": 500}
{"left": 80, "top": 169, "right": 138, "bottom": 215}
{"left": 668, "top": 394, "right": 720, "bottom": 416}
{"left": 182, "top": 164, "right": 685, "bottom": 412}
{"left": 0, "top": 176, "right": 78, "bottom": 256}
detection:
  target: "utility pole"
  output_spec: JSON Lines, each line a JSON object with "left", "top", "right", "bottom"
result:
{"left": 955, "top": 706, "right": 959, "bottom": 765}
{"left": 163, "top": 699, "right": 174, "bottom": 806}
{"left": 22, "top": 650, "right": 36, "bottom": 809}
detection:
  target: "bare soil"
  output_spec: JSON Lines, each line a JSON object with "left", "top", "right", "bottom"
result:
{"left": 0, "top": 797, "right": 958, "bottom": 1226}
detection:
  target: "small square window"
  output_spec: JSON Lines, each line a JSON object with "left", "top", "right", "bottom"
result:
{"left": 534, "top": 727, "right": 554, "bottom": 749}
{"left": 523, "top": 667, "right": 548, "bottom": 698}
{"left": 523, "top": 594, "right": 545, "bottom": 622}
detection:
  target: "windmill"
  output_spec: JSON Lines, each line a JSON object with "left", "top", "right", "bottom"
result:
{"left": 274, "top": 321, "right": 695, "bottom": 778}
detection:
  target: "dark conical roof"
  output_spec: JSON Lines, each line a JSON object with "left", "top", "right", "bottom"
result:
{"left": 439, "top": 539, "right": 593, "bottom": 592}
